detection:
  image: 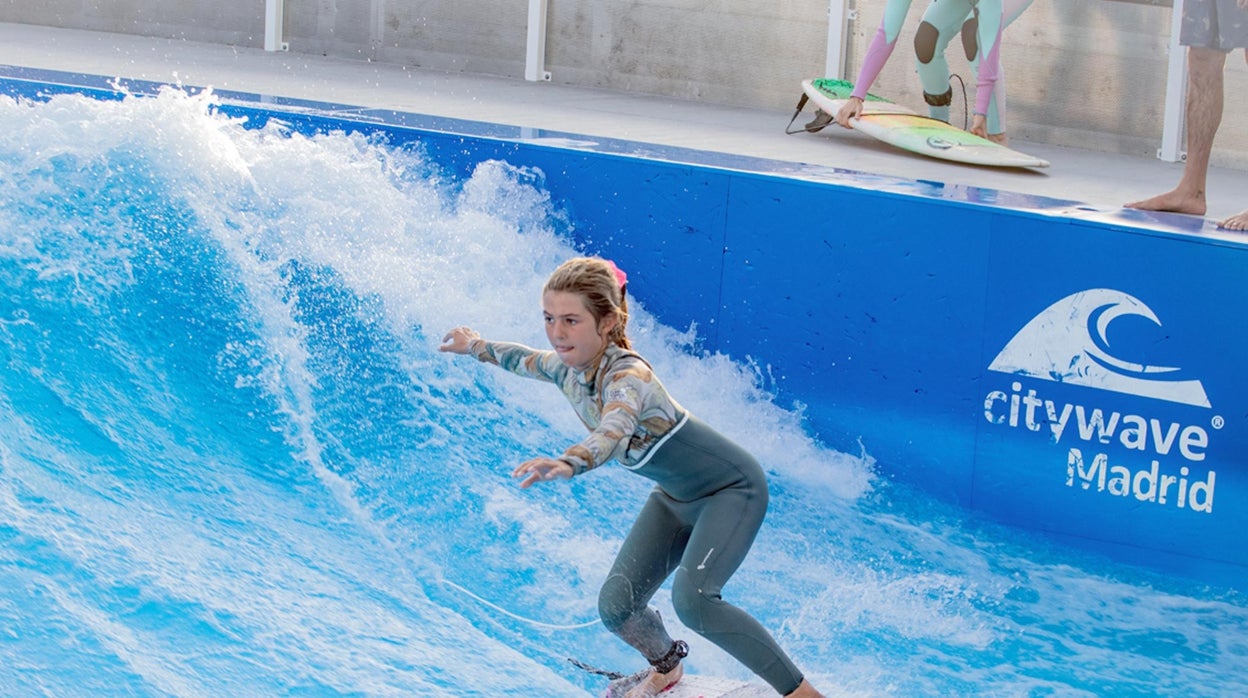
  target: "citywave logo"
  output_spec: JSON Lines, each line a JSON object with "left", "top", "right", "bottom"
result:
{"left": 988, "top": 288, "right": 1210, "bottom": 407}
{"left": 985, "top": 288, "right": 1220, "bottom": 514}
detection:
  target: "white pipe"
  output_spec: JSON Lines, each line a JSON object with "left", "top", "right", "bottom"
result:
{"left": 1158, "top": 0, "right": 1186, "bottom": 162}
{"left": 265, "top": 0, "right": 288, "bottom": 52}
{"left": 525, "top": 0, "right": 551, "bottom": 82}
{"left": 825, "top": 0, "right": 850, "bottom": 79}
{"left": 370, "top": 0, "right": 386, "bottom": 57}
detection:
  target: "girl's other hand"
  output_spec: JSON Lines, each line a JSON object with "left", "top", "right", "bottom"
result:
{"left": 512, "top": 458, "right": 573, "bottom": 488}
{"left": 440, "top": 326, "right": 480, "bottom": 354}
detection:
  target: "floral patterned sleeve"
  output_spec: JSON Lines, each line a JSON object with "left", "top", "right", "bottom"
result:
{"left": 469, "top": 339, "right": 565, "bottom": 384}
{"left": 469, "top": 343, "right": 680, "bottom": 478}
{"left": 560, "top": 366, "right": 646, "bottom": 476}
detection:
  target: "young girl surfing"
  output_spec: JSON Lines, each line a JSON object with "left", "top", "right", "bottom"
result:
{"left": 440, "top": 257, "right": 824, "bottom": 698}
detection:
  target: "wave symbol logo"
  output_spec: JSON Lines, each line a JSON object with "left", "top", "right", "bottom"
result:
{"left": 988, "top": 288, "right": 1210, "bottom": 408}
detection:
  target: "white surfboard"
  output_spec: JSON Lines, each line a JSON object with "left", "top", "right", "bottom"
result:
{"left": 669, "top": 674, "right": 773, "bottom": 697}
{"left": 799, "top": 78, "right": 1050, "bottom": 169}
{"left": 601, "top": 673, "right": 773, "bottom": 697}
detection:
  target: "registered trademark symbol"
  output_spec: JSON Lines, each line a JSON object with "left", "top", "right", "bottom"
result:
{"left": 1211, "top": 415, "right": 1225, "bottom": 430}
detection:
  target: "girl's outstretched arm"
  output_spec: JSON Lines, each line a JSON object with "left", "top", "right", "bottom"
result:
{"left": 440, "top": 327, "right": 564, "bottom": 382}
{"left": 512, "top": 457, "right": 574, "bottom": 488}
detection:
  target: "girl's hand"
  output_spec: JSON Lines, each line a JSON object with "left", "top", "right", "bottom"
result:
{"left": 440, "top": 326, "right": 480, "bottom": 354}
{"left": 512, "top": 458, "right": 573, "bottom": 489}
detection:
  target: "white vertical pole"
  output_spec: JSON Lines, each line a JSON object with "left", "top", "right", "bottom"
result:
{"left": 1159, "top": 0, "right": 1187, "bottom": 162}
{"left": 825, "top": 0, "right": 850, "bottom": 79}
{"left": 525, "top": 0, "right": 552, "bottom": 82}
{"left": 265, "top": 0, "right": 288, "bottom": 52}
{"left": 370, "top": 0, "right": 386, "bottom": 58}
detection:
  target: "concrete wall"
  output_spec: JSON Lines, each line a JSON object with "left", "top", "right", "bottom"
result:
{"left": 0, "top": 0, "right": 265, "bottom": 46}
{"left": 1, "top": 0, "right": 1245, "bottom": 165}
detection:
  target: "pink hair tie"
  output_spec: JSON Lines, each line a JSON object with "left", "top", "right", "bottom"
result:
{"left": 605, "top": 259, "right": 628, "bottom": 290}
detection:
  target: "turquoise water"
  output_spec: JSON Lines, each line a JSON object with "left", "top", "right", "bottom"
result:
{"left": 0, "top": 87, "right": 1245, "bottom": 697}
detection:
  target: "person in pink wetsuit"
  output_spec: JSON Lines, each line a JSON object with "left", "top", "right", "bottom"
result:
{"left": 820, "top": 0, "right": 1033, "bottom": 144}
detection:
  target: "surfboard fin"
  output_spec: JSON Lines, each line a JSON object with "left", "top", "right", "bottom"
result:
{"left": 785, "top": 92, "right": 833, "bottom": 135}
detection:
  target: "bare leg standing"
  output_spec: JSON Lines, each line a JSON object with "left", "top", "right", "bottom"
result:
{"left": 1128, "top": 0, "right": 1248, "bottom": 228}
{"left": 1127, "top": 46, "right": 1228, "bottom": 217}
{"left": 1216, "top": 50, "right": 1248, "bottom": 230}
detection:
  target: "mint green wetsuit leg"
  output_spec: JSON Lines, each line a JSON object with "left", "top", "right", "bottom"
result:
{"left": 915, "top": 0, "right": 1033, "bottom": 134}
{"left": 597, "top": 417, "right": 805, "bottom": 695}
{"left": 915, "top": 0, "right": 1003, "bottom": 123}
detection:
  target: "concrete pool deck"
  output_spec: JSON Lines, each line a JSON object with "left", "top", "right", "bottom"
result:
{"left": 2, "top": 21, "right": 1247, "bottom": 229}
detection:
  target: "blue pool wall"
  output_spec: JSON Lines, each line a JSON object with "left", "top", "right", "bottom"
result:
{"left": 5, "top": 66, "right": 1245, "bottom": 590}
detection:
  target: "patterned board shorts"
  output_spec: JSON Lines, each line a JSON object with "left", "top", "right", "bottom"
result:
{"left": 1183, "top": 0, "right": 1248, "bottom": 50}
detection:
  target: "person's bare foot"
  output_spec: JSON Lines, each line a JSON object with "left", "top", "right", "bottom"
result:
{"left": 987, "top": 132, "right": 1009, "bottom": 146}
{"left": 1126, "top": 188, "right": 1208, "bottom": 216}
{"left": 1217, "top": 210, "right": 1248, "bottom": 231}
{"left": 623, "top": 663, "right": 683, "bottom": 697}
{"left": 785, "top": 678, "right": 826, "bottom": 697}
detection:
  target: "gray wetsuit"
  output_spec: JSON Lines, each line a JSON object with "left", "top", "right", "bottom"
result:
{"left": 470, "top": 340, "right": 806, "bottom": 695}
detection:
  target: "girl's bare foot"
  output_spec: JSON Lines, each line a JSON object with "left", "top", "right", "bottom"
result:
{"left": 785, "top": 678, "right": 826, "bottom": 697}
{"left": 623, "top": 662, "right": 683, "bottom": 698}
